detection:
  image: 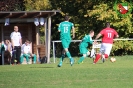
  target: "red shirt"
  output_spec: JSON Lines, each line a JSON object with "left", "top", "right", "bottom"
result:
{"left": 100, "top": 27, "right": 118, "bottom": 44}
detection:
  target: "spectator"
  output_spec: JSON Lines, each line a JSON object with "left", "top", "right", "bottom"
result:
{"left": 20, "top": 39, "right": 36, "bottom": 64}
{"left": 10, "top": 26, "right": 22, "bottom": 65}
{"left": 4, "top": 39, "right": 12, "bottom": 64}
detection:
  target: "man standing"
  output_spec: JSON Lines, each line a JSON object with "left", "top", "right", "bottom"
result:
{"left": 58, "top": 16, "right": 75, "bottom": 67}
{"left": 78, "top": 30, "right": 94, "bottom": 64}
{"left": 10, "top": 26, "right": 22, "bottom": 65}
{"left": 93, "top": 22, "right": 119, "bottom": 64}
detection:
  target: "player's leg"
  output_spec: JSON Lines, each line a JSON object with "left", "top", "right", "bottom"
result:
{"left": 78, "top": 47, "right": 89, "bottom": 64}
{"left": 60, "top": 49, "right": 65, "bottom": 62}
{"left": 20, "top": 54, "right": 24, "bottom": 64}
{"left": 64, "top": 39, "right": 74, "bottom": 66}
{"left": 90, "top": 48, "right": 95, "bottom": 58}
{"left": 58, "top": 49, "right": 65, "bottom": 67}
{"left": 23, "top": 54, "right": 30, "bottom": 64}
{"left": 78, "top": 54, "right": 87, "bottom": 64}
{"left": 102, "top": 44, "right": 113, "bottom": 59}
{"left": 93, "top": 43, "right": 105, "bottom": 64}
{"left": 58, "top": 39, "right": 73, "bottom": 67}
{"left": 58, "top": 39, "right": 65, "bottom": 67}
{"left": 32, "top": 54, "right": 37, "bottom": 64}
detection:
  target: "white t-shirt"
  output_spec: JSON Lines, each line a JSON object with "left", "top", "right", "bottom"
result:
{"left": 21, "top": 44, "right": 31, "bottom": 54}
{"left": 4, "top": 44, "right": 12, "bottom": 51}
{"left": 10, "top": 32, "right": 22, "bottom": 46}
{"left": 4, "top": 43, "right": 12, "bottom": 55}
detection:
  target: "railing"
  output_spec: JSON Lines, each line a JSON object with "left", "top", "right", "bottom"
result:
{"left": 52, "top": 38, "right": 133, "bottom": 63}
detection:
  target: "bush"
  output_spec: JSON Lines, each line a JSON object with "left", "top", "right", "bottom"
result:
{"left": 111, "top": 40, "right": 133, "bottom": 56}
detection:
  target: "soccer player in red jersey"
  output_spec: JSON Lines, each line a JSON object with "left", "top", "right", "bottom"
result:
{"left": 93, "top": 22, "right": 119, "bottom": 64}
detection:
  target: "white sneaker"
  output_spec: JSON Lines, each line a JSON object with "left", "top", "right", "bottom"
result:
{"left": 27, "top": 62, "right": 29, "bottom": 64}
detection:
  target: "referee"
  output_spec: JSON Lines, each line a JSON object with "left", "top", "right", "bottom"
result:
{"left": 10, "top": 26, "right": 22, "bottom": 65}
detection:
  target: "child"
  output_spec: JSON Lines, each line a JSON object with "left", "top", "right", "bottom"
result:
{"left": 20, "top": 39, "right": 36, "bottom": 64}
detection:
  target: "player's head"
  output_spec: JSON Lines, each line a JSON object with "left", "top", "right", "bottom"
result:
{"left": 106, "top": 22, "right": 110, "bottom": 27}
{"left": 89, "top": 30, "right": 94, "bottom": 37}
{"left": 14, "top": 26, "right": 18, "bottom": 32}
{"left": 25, "top": 39, "right": 31, "bottom": 45}
{"left": 64, "top": 16, "right": 69, "bottom": 21}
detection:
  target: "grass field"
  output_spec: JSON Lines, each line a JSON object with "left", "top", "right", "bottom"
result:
{"left": 0, "top": 55, "right": 133, "bottom": 88}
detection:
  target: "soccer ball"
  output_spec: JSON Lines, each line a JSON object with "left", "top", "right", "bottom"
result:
{"left": 110, "top": 57, "right": 116, "bottom": 63}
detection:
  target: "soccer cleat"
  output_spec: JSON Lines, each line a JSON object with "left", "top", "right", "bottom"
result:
{"left": 33, "top": 61, "right": 36, "bottom": 64}
{"left": 93, "top": 62, "right": 96, "bottom": 64}
{"left": 102, "top": 55, "right": 105, "bottom": 63}
{"left": 78, "top": 61, "right": 83, "bottom": 64}
{"left": 57, "top": 61, "right": 62, "bottom": 67}
{"left": 70, "top": 58, "right": 74, "bottom": 66}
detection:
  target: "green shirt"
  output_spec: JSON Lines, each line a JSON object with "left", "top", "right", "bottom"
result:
{"left": 58, "top": 21, "right": 74, "bottom": 40}
{"left": 80, "top": 35, "right": 93, "bottom": 48}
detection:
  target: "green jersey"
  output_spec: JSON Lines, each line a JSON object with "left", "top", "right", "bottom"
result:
{"left": 58, "top": 21, "right": 74, "bottom": 40}
{"left": 80, "top": 35, "right": 93, "bottom": 48}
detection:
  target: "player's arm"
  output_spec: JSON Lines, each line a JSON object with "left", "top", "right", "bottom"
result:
{"left": 10, "top": 33, "right": 14, "bottom": 49}
{"left": 115, "top": 35, "right": 119, "bottom": 38}
{"left": 94, "top": 33, "right": 102, "bottom": 44}
{"left": 72, "top": 27, "right": 75, "bottom": 39}
{"left": 71, "top": 23, "right": 75, "bottom": 39}
{"left": 114, "top": 30, "right": 119, "bottom": 38}
{"left": 58, "top": 23, "right": 61, "bottom": 32}
{"left": 95, "top": 33, "right": 102, "bottom": 40}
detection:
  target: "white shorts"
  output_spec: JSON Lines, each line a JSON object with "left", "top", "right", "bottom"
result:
{"left": 100, "top": 43, "right": 112, "bottom": 56}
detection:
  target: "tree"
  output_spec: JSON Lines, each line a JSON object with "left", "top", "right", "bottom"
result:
{"left": 24, "top": 0, "right": 51, "bottom": 11}
{"left": 0, "top": 0, "right": 24, "bottom": 11}
{"left": 51, "top": 0, "right": 133, "bottom": 55}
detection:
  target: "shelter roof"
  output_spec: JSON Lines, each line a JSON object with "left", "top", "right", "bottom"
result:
{"left": 0, "top": 10, "right": 60, "bottom": 18}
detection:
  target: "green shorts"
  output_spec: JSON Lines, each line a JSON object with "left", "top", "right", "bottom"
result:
{"left": 79, "top": 43, "right": 89, "bottom": 54}
{"left": 61, "top": 39, "right": 71, "bottom": 49}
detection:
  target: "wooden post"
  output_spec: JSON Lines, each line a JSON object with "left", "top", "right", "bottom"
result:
{"left": 1, "top": 25, "right": 4, "bottom": 65}
{"left": 44, "top": 18, "right": 48, "bottom": 60}
{"left": 1, "top": 25, "right": 4, "bottom": 43}
{"left": 28, "top": 25, "right": 32, "bottom": 53}
{"left": 47, "top": 14, "right": 51, "bottom": 63}
{"left": 36, "top": 26, "right": 39, "bottom": 62}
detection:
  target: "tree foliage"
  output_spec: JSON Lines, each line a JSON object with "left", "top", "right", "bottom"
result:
{"left": 0, "top": 0, "right": 24, "bottom": 11}
{"left": 8, "top": 0, "right": 133, "bottom": 55}
{"left": 24, "top": 0, "right": 51, "bottom": 11}
{"left": 50, "top": 0, "right": 133, "bottom": 55}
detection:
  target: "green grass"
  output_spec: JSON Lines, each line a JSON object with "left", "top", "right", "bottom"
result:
{"left": 0, "top": 55, "right": 133, "bottom": 88}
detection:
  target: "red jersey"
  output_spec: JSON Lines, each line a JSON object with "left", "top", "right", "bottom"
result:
{"left": 100, "top": 27, "right": 118, "bottom": 44}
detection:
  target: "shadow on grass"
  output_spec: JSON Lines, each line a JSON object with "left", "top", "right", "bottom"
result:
{"left": 30, "top": 67, "right": 54, "bottom": 68}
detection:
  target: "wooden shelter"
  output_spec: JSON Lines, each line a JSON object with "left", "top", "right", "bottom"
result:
{"left": 0, "top": 11, "right": 60, "bottom": 63}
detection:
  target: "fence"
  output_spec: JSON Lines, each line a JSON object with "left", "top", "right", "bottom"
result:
{"left": 52, "top": 38, "right": 133, "bottom": 63}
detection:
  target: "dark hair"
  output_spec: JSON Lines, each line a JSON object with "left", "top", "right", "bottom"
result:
{"left": 106, "top": 22, "right": 110, "bottom": 27}
{"left": 64, "top": 16, "right": 69, "bottom": 21}
{"left": 25, "top": 39, "right": 31, "bottom": 43}
{"left": 89, "top": 30, "right": 94, "bottom": 34}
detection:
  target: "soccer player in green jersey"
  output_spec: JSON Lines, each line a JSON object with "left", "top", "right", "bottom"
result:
{"left": 78, "top": 30, "right": 94, "bottom": 64}
{"left": 58, "top": 16, "right": 75, "bottom": 67}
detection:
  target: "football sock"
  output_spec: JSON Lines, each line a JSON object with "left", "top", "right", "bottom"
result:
{"left": 66, "top": 51, "right": 72, "bottom": 59}
{"left": 60, "top": 54, "right": 65, "bottom": 62}
{"left": 104, "top": 54, "right": 108, "bottom": 58}
{"left": 94, "top": 54, "right": 101, "bottom": 63}
{"left": 78, "top": 56, "right": 84, "bottom": 64}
